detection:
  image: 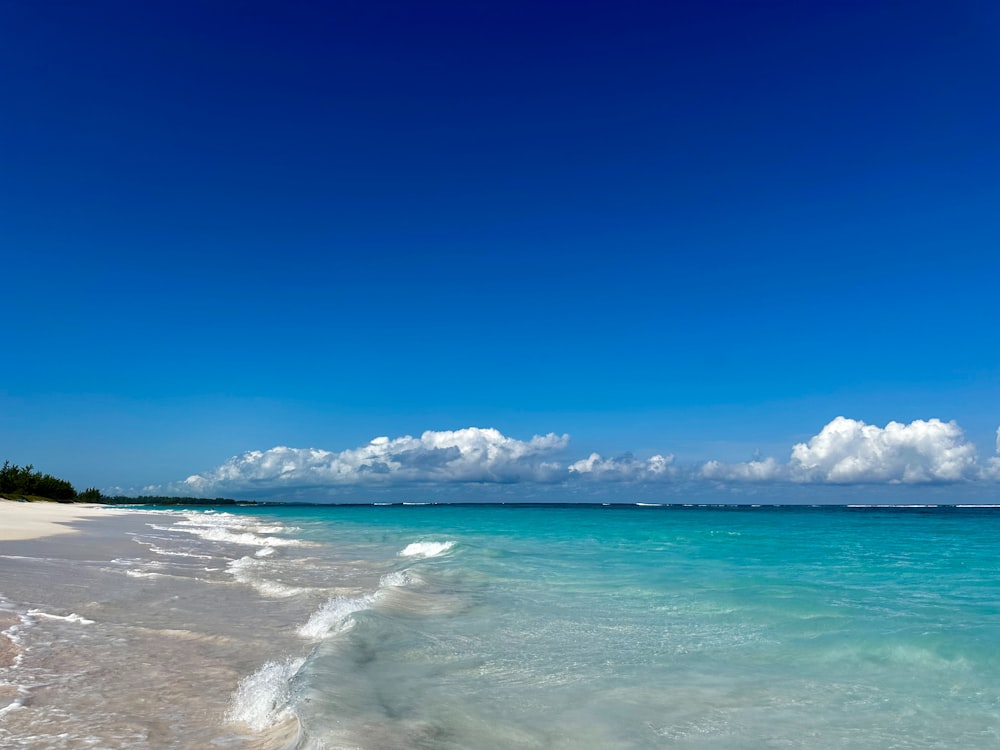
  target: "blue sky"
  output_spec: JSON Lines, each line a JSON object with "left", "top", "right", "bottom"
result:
{"left": 2, "top": 1, "right": 999, "bottom": 500}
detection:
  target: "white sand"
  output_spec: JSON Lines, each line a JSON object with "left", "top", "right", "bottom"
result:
{"left": 0, "top": 499, "right": 124, "bottom": 541}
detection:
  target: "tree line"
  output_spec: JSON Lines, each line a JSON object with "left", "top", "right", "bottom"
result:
{"left": 1, "top": 460, "right": 245, "bottom": 505}
{"left": 0, "top": 460, "right": 101, "bottom": 502}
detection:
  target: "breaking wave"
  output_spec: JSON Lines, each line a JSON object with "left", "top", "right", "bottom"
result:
{"left": 398, "top": 540, "right": 456, "bottom": 559}
{"left": 226, "top": 656, "right": 305, "bottom": 734}
{"left": 25, "top": 610, "right": 94, "bottom": 625}
{"left": 228, "top": 557, "right": 309, "bottom": 598}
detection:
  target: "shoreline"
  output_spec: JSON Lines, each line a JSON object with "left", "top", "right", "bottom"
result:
{"left": 0, "top": 499, "right": 128, "bottom": 541}
{"left": 0, "top": 503, "right": 316, "bottom": 749}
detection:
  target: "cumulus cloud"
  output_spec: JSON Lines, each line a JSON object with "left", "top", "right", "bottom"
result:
{"left": 179, "top": 428, "right": 570, "bottom": 495}
{"left": 979, "top": 426, "right": 1000, "bottom": 480}
{"left": 568, "top": 452, "right": 676, "bottom": 481}
{"left": 703, "top": 417, "right": 981, "bottom": 484}
{"left": 700, "top": 457, "right": 781, "bottom": 482}
{"left": 789, "top": 416, "right": 977, "bottom": 483}
{"left": 982, "top": 459, "right": 1000, "bottom": 480}
{"left": 154, "top": 417, "right": 1000, "bottom": 499}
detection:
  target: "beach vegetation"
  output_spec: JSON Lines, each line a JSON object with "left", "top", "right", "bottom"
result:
{"left": 77, "top": 487, "right": 104, "bottom": 502}
{"left": 1, "top": 461, "right": 246, "bottom": 505}
{"left": 0, "top": 460, "right": 77, "bottom": 501}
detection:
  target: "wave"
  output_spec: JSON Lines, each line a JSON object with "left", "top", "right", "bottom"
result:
{"left": 1, "top": 601, "right": 29, "bottom": 670}
{"left": 0, "top": 601, "right": 30, "bottom": 717}
{"left": 254, "top": 524, "right": 299, "bottom": 534}
{"left": 296, "top": 561, "right": 424, "bottom": 641}
{"left": 151, "top": 512, "right": 306, "bottom": 551}
{"left": 229, "top": 535, "right": 454, "bottom": 745}
{"left": 397, "top": 541, "right": 456, "bottom": 559}
{"left": 25, "top": 610, "right": 94, "bottom": 625}
{"left": 144, "top": 544, "right": 213, "bottom": 560}
{"left": 226, "top": 656, "right": 305, "bottom": 733}
{"left": 178, "top": 525, "right": 302, "bottom": 548}
{"left": 111, "top": 556, "right": 164, "bottom": 567}
{"left": 229, "top": 573, "right": 408, "bottom": 741}
{"left": 379, "top": 570, "right": 414, "bottom": 588}
{"left": 297, "top": 594, "right": 376, "bottom": 640}
{"left": 0, "top": 692, "right": 28, "bottom": 718}
{"left": 848, "top": 504, "right": 942, "bottom": 509}
{"left": 228, "top": 557, "right": 308, "bottom": 598}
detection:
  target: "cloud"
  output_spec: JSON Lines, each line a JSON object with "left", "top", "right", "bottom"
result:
{"left": 700, "top": 456, "right": 781, "bottom": 482}
{"left": 979, "top": 427, "right": 1000, "bottom": 480}
{"left": 179, "top": 428, "right": 570, "bottom": 495}
{"left": 152, "top": 417, "right": 1000, "bottom": 499}
{"left": 789, "top": 417, "right": 978, "bottom": 483}
{"left": 703, "top": 417, "right": 981, "bottom": 484}
{"left": 568, "top": 452, "right": 676, "bottom": 481}
{"left": 982, "top": 459, "right": 1000, "bottom": 480}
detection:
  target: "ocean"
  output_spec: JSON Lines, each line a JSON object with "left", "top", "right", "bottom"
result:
{"left": 2, "top": 503, "right": 999, "bottom": 748}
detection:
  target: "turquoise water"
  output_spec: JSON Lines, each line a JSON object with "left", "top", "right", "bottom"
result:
{"left": 3, "top": 503, "right": 998, "bottom": 748}
{"left": 216, "top": 504, "right": 1000, "bottom": 748}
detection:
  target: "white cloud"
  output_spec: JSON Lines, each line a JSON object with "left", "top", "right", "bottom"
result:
{"left": 568, "top": 452, "right": 675, "bottom": 481}
{"left": 700, "top": 457, "right": 781, "bottom": 482}
{"left": 789, "top": 417, "right": 977, "bottom": 483}
{"left": 982, "top": 459, "right": 1000, "bottom": 480}
{"left": 979, "top": 427, "right": 1000, "bottom": 480}
{"left": 179, "top": 428, "right": 570, "bottom": 495}
{"left": 703, "top": 417, "right": 980, "bottom": 484}
{"left": 153, "top": 417, "right": 1000, "bottom": 499}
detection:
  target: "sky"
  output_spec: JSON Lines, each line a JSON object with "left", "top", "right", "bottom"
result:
{"left": 2, "top": 0, "right": 999, "bottom": 502}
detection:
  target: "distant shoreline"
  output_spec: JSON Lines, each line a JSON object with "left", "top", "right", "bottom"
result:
{"left": 0, "top": 493, "right": 248, "bottom": 506}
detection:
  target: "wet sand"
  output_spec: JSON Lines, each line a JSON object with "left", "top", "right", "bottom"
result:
{"left": 0, "top": 503, "right": 305, "bottom": 749}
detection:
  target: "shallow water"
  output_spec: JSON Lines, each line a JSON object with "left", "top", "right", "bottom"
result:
{"left": 2, "top": 504, "right": 999, "bottom": 748}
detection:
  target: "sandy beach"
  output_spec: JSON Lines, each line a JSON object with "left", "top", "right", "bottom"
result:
{"left": 0, "top": 499, "right": 127, "bottom": 542}
{"left": 0, "top": 502, "right": 312, "bottom": 749}
{"left": 1, "top": 501, "right": 112, "bottom": 675}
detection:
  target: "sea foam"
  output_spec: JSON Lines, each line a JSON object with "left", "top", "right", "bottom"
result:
{"left": 226, "top": 657, "right": 305, "bottom": 731}
{"left": 379, "top": 570, "right": 414, "bottom": 588}
{"left": 228, "top": 557, "right": 308, "bottom": 598}
{"left": 297, "top": 594, "right": 375, "bottom": 640}
{"left": 296, "top": 566, "right": 418, "bottom": 640}
{"left": 26, "top": 610, "right": 94, "bottom": 625}
{"left": 160, "top": 513, "right": 305, "bottom": 549}
{"left": 397, "top": 540, "right": 456, "bottom": 559}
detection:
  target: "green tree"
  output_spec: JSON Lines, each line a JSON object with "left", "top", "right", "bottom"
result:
{"left": 77, "top": 487, "right": 103, "bottom": 502}
{"left": 0, "top": 460, "right": 77, "bottom": 500}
